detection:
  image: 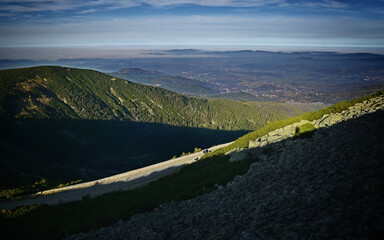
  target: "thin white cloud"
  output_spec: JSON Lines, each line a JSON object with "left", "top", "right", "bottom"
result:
{"left": 0, "top": 0, "right": 352, "bottom": 14}
{"left": 0, "top": 0, "right": 137, "bottom": 13}
{"left": 280, "top": 0, "right": 348, "bottom": 9}
{"left": 320, "top": 0, "right": 348, "bottom": 8}
{"left": 139, "top": 0, "right": 284, "bottom": 7}
{"left": 78, "top": 9, "right": 98, "bottom": 14}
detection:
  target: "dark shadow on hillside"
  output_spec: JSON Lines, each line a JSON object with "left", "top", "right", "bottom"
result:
{"left": 225, "top": 109, "right": 384, "bottom": 239}
{"left": 0, "top": 118, "right": 248, "bottom": 187}
{"left": 1, "top": 110, "right": 383, "bottom": 240}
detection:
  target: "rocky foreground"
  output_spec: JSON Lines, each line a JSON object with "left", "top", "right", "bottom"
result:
{"left": 65, "top": 97, "right": 384, "bottom": 240}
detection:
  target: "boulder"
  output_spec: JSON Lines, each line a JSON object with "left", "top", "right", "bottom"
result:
{"left": 249, "top": 139, "right": 260, "bottom": 148}
{"left": 317, "top": 113, "right": 344, "bottom": 127}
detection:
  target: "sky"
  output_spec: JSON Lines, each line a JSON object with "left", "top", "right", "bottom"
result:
{"left": 0, "top": 0, "right": 384, "bottom": 54}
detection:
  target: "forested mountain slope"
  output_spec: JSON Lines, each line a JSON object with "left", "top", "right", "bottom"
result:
{"left": 110, "top": 68, "right": 215, "bottom": 96}
{"left": 0, "top": 66, "right": 317, "bottom": 191}
{"left": 0, "top": 66, "right": 316, "bottom": 130}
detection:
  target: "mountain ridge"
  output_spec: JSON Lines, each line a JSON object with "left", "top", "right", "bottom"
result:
{"left": 110, "top": 67, "right": 216, "bottom": 96}
{"left": 0, "top": 66, "right": 315, "bottom": 130}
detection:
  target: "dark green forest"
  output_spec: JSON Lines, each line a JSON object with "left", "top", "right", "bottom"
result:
{"left": 110, "top": 68, "right": 215, "bottom": 96}
{"left": 0, "top": 66, "right": 313, "bottom": 130}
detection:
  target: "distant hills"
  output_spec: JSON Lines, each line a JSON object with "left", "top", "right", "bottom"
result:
{"left": 0, "top": 66, "right": 315, "bottom": 188}
{"left": 110, "top": 67, "right": 216, "bottom": 96}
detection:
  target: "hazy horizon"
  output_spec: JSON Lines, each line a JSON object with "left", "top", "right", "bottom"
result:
{"left": 1, "top": 0, "right": 384, "bottom": 59}
{"left": 1, "top": 45, "right": 384, "bottom": 61}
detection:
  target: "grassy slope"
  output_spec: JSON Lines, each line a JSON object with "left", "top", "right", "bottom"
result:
{"left": 1, "top": 90, "right": 382, "bottom": 240}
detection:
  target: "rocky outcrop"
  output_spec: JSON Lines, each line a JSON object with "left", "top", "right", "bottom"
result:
{"left": 248, "top": 120, "right": 311, "bottom": 149}
{"left": 313, "top": 97, "right": 383, "bottom": 128}
{"left": 247, "top": 95, "right": 384, "bottom": 152}
{"left": 65, "top": 96, "right": 384, "bottom": 240}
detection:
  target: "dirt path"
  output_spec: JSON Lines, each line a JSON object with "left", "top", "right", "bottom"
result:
{"left": 0, "top": 142, "right": 233, "bottom": 210}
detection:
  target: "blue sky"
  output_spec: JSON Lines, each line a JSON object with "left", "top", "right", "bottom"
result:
{"left": 0, "top": 0, "right": 384, "bottom": 50}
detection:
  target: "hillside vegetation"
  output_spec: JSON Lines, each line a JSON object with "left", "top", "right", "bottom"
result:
{"left": 0, "top": 66, "right": 316, "bottom": 194}
{"left": 0, "top": 66, "right": 314, "bottom": 130}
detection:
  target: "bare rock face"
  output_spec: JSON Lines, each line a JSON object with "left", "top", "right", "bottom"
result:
{"left": 65, "top": 96, "right": 384, "bottom": 240}
{"left": 314, "top": 95, "right": 384, "bottom": 128}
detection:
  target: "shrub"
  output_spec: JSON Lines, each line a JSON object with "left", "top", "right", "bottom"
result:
{"left": 294, "top": 123, "right": 316, "bottom": 139}
{"left": 194, "top": 147, "right": 202, "bottom": 153}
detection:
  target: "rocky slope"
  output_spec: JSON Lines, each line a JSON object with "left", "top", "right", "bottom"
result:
{"left": 65, "top": 96, "right": 384, "bottom": 239}
{"left": 245, "top": 96, "right": 383, "bottom": 150}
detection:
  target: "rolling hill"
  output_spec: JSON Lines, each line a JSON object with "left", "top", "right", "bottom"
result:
{"left": 110, "top": 68, "right": 216, "bottom": 96}
{"left": 0, "top": 66, "right": 316, "bottom": 130}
